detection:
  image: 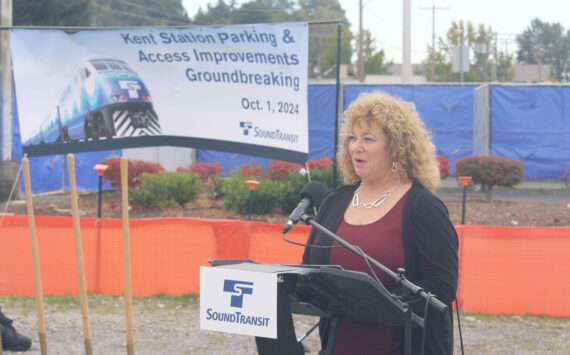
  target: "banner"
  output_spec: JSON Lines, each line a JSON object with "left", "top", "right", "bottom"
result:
{"left": 11, "top": 23, "right": 309, "bottom": 163}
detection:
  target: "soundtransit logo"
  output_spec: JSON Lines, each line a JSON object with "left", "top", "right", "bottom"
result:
{"left": 239, "top": 121, "right": 253, "bottom": 136}
{"left": 238, "top": 121, "right": 299, "bottom": 143}
{"left": 203, "top": 278, "right": 270, "bottom": 328}
{"left": 223, "top": 279, "right": 253, "bottom": 308}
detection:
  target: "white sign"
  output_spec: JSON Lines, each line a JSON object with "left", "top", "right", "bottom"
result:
{"left": 200, "top": 266, "right": 278, "bottom": 338}
{"left": 452, "top": 45, "right": 470, "bottom": 73}
{"left": 10, "top": 23, "right": 309, "bottom": 163}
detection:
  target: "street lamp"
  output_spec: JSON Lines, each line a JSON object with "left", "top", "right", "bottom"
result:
{"left": 93, "top": 164, "right": 108, "bottom": 218}
{"left": 245, "top": 180, "right": 260, "bottom": 220}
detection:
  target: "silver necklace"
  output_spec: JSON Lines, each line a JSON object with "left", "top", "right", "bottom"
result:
{"left": 352, "top": 178, "right": 401, "bottom": 209}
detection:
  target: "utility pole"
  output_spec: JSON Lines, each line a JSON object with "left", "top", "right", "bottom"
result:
{"left": 91, "top": 0, "right": 98, "bottom": 27}
{"left": 492, "top": 33, "right": 497, "bottom": 81}
{"left": 358, "top": 0, "right": 364, "bottom": 82}
{"left": 504, "top": 38, "right": 508, "bottom": 81}
{"left": 402, "top": 0, "right": 411, "bottom": 83}
{"left": 420, "top": 3, "right": 449, "bottom": 82}
{"left": 1, "top": 0, "right": 12, "bottom": 160}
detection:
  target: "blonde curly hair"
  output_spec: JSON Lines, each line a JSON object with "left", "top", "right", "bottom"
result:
{"left": 338, "top": 91, "right": 440, "bottom": 192}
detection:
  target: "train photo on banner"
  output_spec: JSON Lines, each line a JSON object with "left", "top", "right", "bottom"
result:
{"left": 23, "top": 57, "right": 161, "bottom": 147}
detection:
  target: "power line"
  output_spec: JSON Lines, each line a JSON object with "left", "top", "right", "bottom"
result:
{"left": 419, "top": 4, "right": 449, "bottom": 80}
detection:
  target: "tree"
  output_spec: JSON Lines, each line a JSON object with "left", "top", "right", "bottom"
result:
{"left": 231, "top": 1, "right": 273, "bottom": 24}
{"left": 193, "top": 0, "right": 237, "bottom": 25}
{"left": 318, "top": 29, "right": 353, "bottom": 78}
{"left": 417, "top": 20, "right": 514, "bottom": 82}
{"left": 96, "top": 0, "right": 190, "bottom": 26}
{"left": 415, "top": 48, "right": 454, "bottom": 82}
{"left": 14, "top": 0, "right": 190, "bottom": 27}
{"left": 293, "top": 0, "right": 352, "bottom": 78}
{"left": 516, "top": 18, "right": 570, "bottom": 82}
{"left": 362, "top": 30, "right": 391, "bottom": 75}
{"left": 234, "top": 0, "right": 294, "bottom": 23}
{"left": 14, "top": 0, "right": 92, "bottom": 26}
{"left": 191, "top": 0, "right": 353, "bottom": 78}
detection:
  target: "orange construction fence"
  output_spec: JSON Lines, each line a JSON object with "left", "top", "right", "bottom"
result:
{"left": 0, "top": 216, "right": 569, "bottom": 317}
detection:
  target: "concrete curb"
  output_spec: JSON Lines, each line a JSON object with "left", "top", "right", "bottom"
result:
{"left": 436, "top": 178, "right": 570, "bottom": 204}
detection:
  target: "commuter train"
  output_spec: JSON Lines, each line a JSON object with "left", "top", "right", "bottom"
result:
{"left": 23, "top": 58, "right": 161, "bottom": 146}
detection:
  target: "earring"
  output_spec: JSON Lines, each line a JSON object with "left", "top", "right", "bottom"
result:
{"left": 391, "top": 161, "right": 398, "bottom": 173}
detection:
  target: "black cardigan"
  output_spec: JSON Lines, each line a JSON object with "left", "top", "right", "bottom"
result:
{"left": 302, "top": 182, "right": 458, "bottom": 355}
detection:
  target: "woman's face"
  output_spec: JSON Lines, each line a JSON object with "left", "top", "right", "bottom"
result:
{"left": 348, "top": 121, "right": 392, "bottom": 182}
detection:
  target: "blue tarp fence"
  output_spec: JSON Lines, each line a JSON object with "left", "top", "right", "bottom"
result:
{"left": 9, "top": 84, "right": 570, "bottom": 192}
{"left": 491, "top": 86, "right": 570, "bottom": 179}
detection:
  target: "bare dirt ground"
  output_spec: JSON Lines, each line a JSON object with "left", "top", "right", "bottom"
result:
{"left": 1, "top": 294, "right": 569, "bottom": 355}
{"left": 2, "top": 187, "right": 569, "bottom": 227}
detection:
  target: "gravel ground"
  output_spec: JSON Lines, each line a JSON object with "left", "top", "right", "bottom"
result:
{"left": 1, "top": 295, "right": 569, "bottom": 354}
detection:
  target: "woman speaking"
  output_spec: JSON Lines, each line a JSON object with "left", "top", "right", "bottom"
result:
{"left": 302, "top": 91, "right": 458, "bottom": 354}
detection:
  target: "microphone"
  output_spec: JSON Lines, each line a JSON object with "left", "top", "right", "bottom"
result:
{"left": 282, "top": 181, "right": 327, "bottom": 235}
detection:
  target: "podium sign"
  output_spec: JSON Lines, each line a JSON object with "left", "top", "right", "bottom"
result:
{"left": 200, "top": 266, "right": 278, "bottom": 338}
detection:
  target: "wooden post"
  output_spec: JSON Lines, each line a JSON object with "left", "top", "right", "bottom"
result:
{"left": 120, "top": 157, "right": 135, "bottom": 355}
{"left": 22, "top": 156, "right": 48, "bottom": 355}
{"left": 67, "top": 154, "right": 93, "bottom": 355}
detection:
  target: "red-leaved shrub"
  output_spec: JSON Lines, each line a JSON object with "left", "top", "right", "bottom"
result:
{"left": 239, "top": 161, "right": 266, "bottom": 179}
{"left": 308, "top": 157, "right": 333, "bottom": 169}
{"left": 437, "top": 155, "right": 451, "bottom": 179}
{"left": 102, "top": 157, "right": 164, "bottom": 187}
{"left": 267, "top": 160, "right": 304, "bottom": 181}
{"left": 455, "top": 155, "right": 524, "bottom": 191}
{"left": 177, "top": 162, "right": 223, "bottom": 181}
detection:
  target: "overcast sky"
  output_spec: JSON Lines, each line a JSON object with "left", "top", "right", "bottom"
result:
{"left": 182, "top": 0, "right": 570, "bottom": 63}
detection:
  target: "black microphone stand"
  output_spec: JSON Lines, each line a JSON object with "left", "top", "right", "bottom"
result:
{"left": 299, "top": 213, "right": 447, "bottom": 355}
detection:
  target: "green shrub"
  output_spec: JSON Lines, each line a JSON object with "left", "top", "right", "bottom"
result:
{"left": 162, "top": 172, "right": 202, "bottom": 207}
{"left": 455, "top": 155, "right": 524, "bottom": 200}
{"left": 211, "top": 175, "right": 229, "bottom": 200}
{"left": 277, "top": 171, "right": 308, "bottom": 213}
{"left": 221, "top": 160, "right": 344, "bottom": 216}
{"left": 127, "top": 185, "right": 156, "bottom": 208}
{"left": 221, "top": 171, "right": 250, "bottom": 212}
{"left": 309, "top": 165, "right": 344, "bottom": 193}
{"left": 276, "top": 166, "right": 344, "bottom": 215}
{"left": 129, "top": 173, "right": 171, "bottom": 208}
{"left": 250, "top": 179, "right": 281, "bottom": 214}
{"left": 128, "top": 172, "right": 201, "bottom": 209}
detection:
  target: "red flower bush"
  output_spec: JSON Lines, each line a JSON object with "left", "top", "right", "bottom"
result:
{"left": 308, "top": 157, "right": 333, "bottom": 169}
{"left": 102, "top": 157, "right": 164, "bottom": 187}
{"left": 177, "top": 162, "right": 223, "bottom": 181}
{"left": 239, "top": 161, "right": 266, "bottom": 179}
{"left": 267, "top": 160, "right": 304, "bottom": 181}
{"left": 455, "top": 155, "right": 524, "bottom": 191}
{"left": 436, "top": 155, "right": 451, "bottom": 179}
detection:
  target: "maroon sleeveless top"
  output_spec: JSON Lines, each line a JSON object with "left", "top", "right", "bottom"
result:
{"left": 328, "top": 192, "right": 407, "bottom": 355}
